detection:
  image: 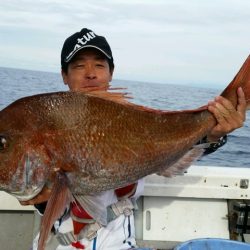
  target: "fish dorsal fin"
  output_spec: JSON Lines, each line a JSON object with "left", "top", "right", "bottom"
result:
{"left": 77, "top": 83, "right": 168, "bottom": 114}
{"left": 38, "top": 172, "right": 72, "bottom": 250}
{"left": 73, "top": 83, "right": 132, "bottom": 105}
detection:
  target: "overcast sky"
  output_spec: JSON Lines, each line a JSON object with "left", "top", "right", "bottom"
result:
{"left": 0, "top": 0, "right": 249, "bottom": 88}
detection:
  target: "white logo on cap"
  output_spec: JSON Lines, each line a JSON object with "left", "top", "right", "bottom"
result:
{"left": 66, "top": 31, "right": 96, "bottom": 62}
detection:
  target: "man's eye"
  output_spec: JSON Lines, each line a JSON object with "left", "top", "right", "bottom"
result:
{"left": 96, "top": 64, "right": 104, "bottom": 67}
{"left": 76, "top": 64, "right": 84, "bottom": 68}
{"left": 72, "top": 63, "right": 85, "bottom": 68}
{"left": 0, "top": 136, "right": 8, "bottom": 150}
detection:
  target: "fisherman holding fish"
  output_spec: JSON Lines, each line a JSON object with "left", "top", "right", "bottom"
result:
{"left": 0, "top": 27, "right": 247, "bottom": 250}
{"left": 28, "top": 28, "right": 247, "bottom": 250}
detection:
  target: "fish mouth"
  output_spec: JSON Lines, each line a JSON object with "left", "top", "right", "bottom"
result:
{"left": 10, "top": 183, "right": 45, "bottom": 201}
{"left": 8, "top": 152, "right": 48, "bottom": 202}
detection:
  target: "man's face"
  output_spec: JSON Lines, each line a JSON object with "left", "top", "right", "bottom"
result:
{"left": 62, "top": 48, "right": 113, "bottom": 91}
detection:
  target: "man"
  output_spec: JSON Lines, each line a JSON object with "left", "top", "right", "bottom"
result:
{"left": 33, "top": 28, "right": 246, "bottom": 250}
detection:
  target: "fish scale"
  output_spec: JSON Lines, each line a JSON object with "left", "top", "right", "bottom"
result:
{"left": 0, "top": 56, "right": 250, "bottom": 250}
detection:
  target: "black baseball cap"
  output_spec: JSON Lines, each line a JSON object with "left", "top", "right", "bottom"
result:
{"left": 61, "top": 28, "right": 114, "bottom": 70}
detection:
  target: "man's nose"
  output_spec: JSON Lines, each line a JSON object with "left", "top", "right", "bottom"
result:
{"left": 85, "top": 65, "right": 96, "bottom": 79}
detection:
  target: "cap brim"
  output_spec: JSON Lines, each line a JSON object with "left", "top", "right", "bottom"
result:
{"left": 65, "top": 45, "right": 112, "bottom": 63}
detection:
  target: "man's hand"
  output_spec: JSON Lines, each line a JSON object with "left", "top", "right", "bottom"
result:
{"left": 20, "top": 186, "right": 51, "bottom": 206}
{"left": 207, "top": 87, "right": 246, "bottom": 142}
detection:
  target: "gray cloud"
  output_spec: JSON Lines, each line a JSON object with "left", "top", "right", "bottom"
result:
{"left": 0, "top": 0, "right": 249, "bottom": 87}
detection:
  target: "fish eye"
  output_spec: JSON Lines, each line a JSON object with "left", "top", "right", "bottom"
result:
{"left": 0, "top": 136, "right": 8, "bottom": 150}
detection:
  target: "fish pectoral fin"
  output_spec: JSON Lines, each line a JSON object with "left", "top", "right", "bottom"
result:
{"left": 74, "top": 194, "right": 108, "bottom": 226}
{"left": 157, "top": 147, "right": 205, "bottom": 177}
{"left": 38, "top": 172, "right": 72, "bottom": 250}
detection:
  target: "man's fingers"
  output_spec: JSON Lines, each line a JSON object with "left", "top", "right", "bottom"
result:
{"left": 208, "top": 99, "right": 242, "bottom": 131}
{"left": 237, "top": 87, "right": 247, "bottom": 118}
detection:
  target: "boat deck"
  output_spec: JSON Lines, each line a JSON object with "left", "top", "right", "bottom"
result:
{"left": 0, "top": 165, "right": 250, "bottom": 249}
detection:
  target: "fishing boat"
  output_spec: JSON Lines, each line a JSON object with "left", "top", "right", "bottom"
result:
{"left": 0, "top": 165, "right": 249, "bottom": 249}
{"left": 134, "top": 165, "right": 250, "bottom": 249}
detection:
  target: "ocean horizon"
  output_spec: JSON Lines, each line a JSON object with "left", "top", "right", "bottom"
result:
{"left": 0, "top": 66, "right": 249, "bottom": 168}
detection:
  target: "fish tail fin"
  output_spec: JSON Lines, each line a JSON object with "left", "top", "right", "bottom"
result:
{"left": 38, "top": 172, "right": 72, "bottom": 250}
{"left": 221, "top": 55, "right": 250, "bottom": 110}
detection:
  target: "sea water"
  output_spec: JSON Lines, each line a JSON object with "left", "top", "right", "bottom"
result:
{"left": 0, "top": 67, "right": 249, "bottom": 168}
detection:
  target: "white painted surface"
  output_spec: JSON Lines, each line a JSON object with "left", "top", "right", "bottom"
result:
{"left": 0, "top": 191, "right": 34, "bottom": 210}
{"left": 142, "top": 196, "right": 229, "bottom": 242}
{"left": 144, "top": 165, "right": 250, "bottom": 199}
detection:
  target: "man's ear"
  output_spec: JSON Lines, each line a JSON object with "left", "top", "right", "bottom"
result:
{"left": 109, "top": 66, "right": 114, "bottom": 81}
{"left": 61, "top": 70, "right": 68, "bottom": 85}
